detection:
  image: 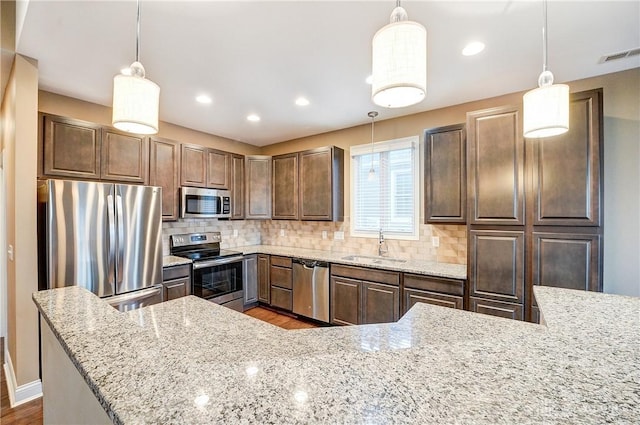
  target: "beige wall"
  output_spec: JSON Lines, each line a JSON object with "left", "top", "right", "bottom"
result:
{"left": 38, "top": 91, "right": 261, "bottom": 156}
{"left": 1, "top": 54, "right": 40, "bottom": 386}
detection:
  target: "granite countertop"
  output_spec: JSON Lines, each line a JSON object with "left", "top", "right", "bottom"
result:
{"left": 237, "top": 244, "right": 467, "bottom": 280}
{"left": 163, "top": 255, "right": 192, "bottom": 268}
{"left": 33, "top": 286, "right": 639, "bottom": 424}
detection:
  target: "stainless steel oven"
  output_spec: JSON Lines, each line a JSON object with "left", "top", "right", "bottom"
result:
{"left": 170, "top": 232, "right": 244, "bottom": 312}
{"left": 192, "top": 256, "right": 244, "bottom": 311}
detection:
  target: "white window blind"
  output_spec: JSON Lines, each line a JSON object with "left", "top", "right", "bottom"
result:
{"left": 350, "top": 136, "right": 419, "bottom": 239}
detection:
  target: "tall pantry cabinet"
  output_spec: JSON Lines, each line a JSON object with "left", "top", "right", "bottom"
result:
{"left": 466, "top": 89, "right": 603, "bottom": 322}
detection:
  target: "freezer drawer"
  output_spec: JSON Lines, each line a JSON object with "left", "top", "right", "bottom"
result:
{"left": 106, "top": 285, "right": 163, "bottom": 312}
{"left": 292, "top": 259, "right": 329, "bottom": 323}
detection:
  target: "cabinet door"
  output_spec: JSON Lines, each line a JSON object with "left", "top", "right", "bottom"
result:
{"left": 163, "top": 278, "right": 188, "bottom": 301}
{"left": 272, "top": 153, "right": 299, "bottom": 220}
{"left": 532, "top": 232, "right": 602, "bottom": 292}
{"left": 257, "top": 254, "right": 271, "bottom": 304}
{"left": 330, "top": 276, "right": 361, "bottom": 326}
{"left": 149, "top": 137, "right": 180, "bottom": 221}
{"left": 467, "top": 106, "right": 525, "bottom": 225}
{"left": 231, "top": 154, "right": 245, "bottom": 219}
{"left": 403, "top": 288, "right": 463, "bottom": 314}
{"left": 181, "top": 144, "right": 207, "bottom": 187}
{"left": 469, "top": 229, "right": 525, "bottom": 304}
{"left": 425, "top": 124, "right": 466, "bottom": 223}
{"left": 42, "top": 114, "right": 102, "bottom": 179}
{"left": 245, "top": 156, "right": 272, "bottom": 219}
{"left": 299, "top": 146, "right": 344, "bottom": 221}
{"left": 362, "top": 282, "right": 399, "bottom": 324}
{"left": 243, "top": 255, "right": 258, "bottom": 305}
{"left": 207, "top": 149, "right": 230, "bottom": 189}
{"left": 470, "top": 297, "right": 524, "bottom": 320}
{"left": 101, "top": 128, "right": 149, "bottom": 184}
{"left": 530, "top": 89, "right": 603, "bottom": 226}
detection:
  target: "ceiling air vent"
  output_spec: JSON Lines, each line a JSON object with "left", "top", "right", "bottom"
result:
{"left": 599, "top": 47, "right": 640, "bottom": 64}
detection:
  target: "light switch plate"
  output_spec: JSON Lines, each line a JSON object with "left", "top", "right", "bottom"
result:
{"left": 322, "top": 231, "right": 328, "bottom": 240}
{"left": 233, "top": 229, "right": 238, "bottom": 237}
{"left": 432, "top": 236, "right": 440, "bottom": 247}
{"left": 334, "top": 231, "right": 344, "bottom": 240}
{"left": 280, "top": 229, "right": 286, "bottom": 237}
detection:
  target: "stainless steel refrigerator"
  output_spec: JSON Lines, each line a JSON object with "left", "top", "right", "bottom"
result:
{"left": 38, "top": 179, "right": 164, "bottom": 311}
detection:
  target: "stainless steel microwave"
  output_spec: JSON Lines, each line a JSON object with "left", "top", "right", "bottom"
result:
{"left": 180, "top": 187, "right": 231, "bottom": 219}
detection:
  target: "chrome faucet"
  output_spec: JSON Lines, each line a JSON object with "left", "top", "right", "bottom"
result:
{"left": 378, "top": 229, "right": 388, "bottom": 257}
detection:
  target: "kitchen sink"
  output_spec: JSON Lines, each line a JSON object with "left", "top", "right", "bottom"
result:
{"left": 341, "top": 255, "right": 406, "bottom": 265}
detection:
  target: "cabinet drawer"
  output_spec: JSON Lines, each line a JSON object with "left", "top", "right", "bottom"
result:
{"left": 403, "top": 288, "right": 463, "bottom": 314}
{"left": 163, "top": 264, "right": 191, "bottom": 281}
{"left": 270, "top": 266, "right": 292, "bottom": 289}
{"left": 469, "top": 297, "right": 523, "bottom": 321}
{"left": 163, "top": 278, "right": 189, "bottom": 301}
{"left": 331, "top": 264, "right": 399, "bottom": 286}
{"left": 270, "top": 256, "right": 292, "bottom": 268}
{"left": 403, "top": 274, "right": 464, "bottom": 296}
{"left": 270, "top": 286, "right": 292, "bottom": 311}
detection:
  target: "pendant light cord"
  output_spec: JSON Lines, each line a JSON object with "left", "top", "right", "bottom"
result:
{"left": 542, "top": 0, "right": 548, "bottom": 73}
{"left": 136, "top": 0, "right": 141, "bottom": 63}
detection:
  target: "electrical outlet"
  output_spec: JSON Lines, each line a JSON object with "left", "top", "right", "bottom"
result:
{"left": 7, "top": 244, "right": 14, "bottom": 261}
{"left": 280, "top": 229, "right": 286, "bottom": 237}
{"left": 432, "top": 236, "right": 440, "bottom": 247}
{"left": 233, "top": 229, "right": 238, "bottom": 237}
{"left": 334, "top": 231, "right": 345, "bottom": 240}
{"left": 322, "top": 231, "right": 328, "bottom": 240}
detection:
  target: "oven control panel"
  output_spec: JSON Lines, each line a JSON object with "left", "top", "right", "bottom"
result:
{"left": 170, "top": 232, "right": 222, "bottom": 248}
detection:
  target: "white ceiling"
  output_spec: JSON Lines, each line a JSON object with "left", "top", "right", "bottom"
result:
{"left": 16, "top": 1, "right": 640, "bottom": 146}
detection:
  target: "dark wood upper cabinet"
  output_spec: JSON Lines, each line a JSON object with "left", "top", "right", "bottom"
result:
{"left": 207, "top": 149, "right": 231, "bottom": 189}
{"left": 469, "top": 229, "right": 525, "bottom": 304}
{"left": 530, "top": 89, "right": 603, "bottom": 226}
{"left": 149, "top": 137, "right": 180, "bottom": 221}
{"left": 425, "top": 124, "right": 466, "bottom": 223}
{"left": 180, "top": 144, "right": 207, "bottom": 187}
{"left": 299, "top": 146, "right": 344, "bottom": 221}
{"left": 42, "top": 114, "right": 102, "bottom": 180}
{"left": 100, "top": 128, "right": 149, "bottom": 184}
{"left": 230, "top": 154, "right": 245, "bottom": 219}
{"left": 272, "top": 152, "right": 299, "bottom": 220}
{"left": 245, "top": 155, "right": 272, "bottom": 219}
{"left": 532, "top": 231, "right": 602, "bottom": 292}
{"left": 467, "top": 106, "right": 525, "bottom": 225}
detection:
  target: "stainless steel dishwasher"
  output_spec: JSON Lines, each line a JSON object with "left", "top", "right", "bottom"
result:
{"left": 292, "top": 258, "right": 329, "bottom": 323}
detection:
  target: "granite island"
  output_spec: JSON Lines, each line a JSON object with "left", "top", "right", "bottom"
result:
{"left": 33, "top": 286, "right": 639, "bottom": 424}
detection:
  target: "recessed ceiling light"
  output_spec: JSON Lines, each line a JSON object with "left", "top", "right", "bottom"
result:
{"left": 365, "top": 75, "right": 373, "bottom": 85}
{"left": 247, "top": 114, "right": 261, "bottom": 122}
{"left": 462, "top": 41, "right": 485, "bottom": 56}
{"left": 295, "top": 97, "right": 310, "bottom": 106}
{"left": 195, "top": 94, "right": 212, "bottom": 104}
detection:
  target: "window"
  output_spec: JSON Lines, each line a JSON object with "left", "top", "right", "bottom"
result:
{"left": 350, "top": 136, "right": 419, "bottom": 239}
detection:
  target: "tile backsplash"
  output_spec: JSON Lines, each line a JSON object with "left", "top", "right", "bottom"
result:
{"left": 162, "top": 218, "right": 467, "bottom": 265}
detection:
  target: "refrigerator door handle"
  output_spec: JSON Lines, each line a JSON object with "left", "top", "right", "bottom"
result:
{"left": 116, "top": 193, "right": 125, "bottom": 286}
{"left": 107, "top": 193, "right": 117, "bottom": 287}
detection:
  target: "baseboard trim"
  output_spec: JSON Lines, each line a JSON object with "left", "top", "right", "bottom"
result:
{"left": 3, "top": 348, "right": 43, "bottom": 407}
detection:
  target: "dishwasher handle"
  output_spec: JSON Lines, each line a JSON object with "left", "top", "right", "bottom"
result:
{"left": 292, "top": 258, "right": 327, "bottom": 269}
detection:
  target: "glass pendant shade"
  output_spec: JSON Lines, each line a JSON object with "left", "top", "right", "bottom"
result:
{"left": 523, "top": 72, "right": 569, "bottom": 138}
{"left": 372, "top": 7, "right": 427, "bottom": 108}
{"left": 113, "top": 62, "right": 160, "bottom": 135}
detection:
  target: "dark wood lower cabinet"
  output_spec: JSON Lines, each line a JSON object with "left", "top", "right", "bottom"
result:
{"left": 257, "top": 255, "right": 270, "bottom": 304}
{"left": 330, "top": 276, "right": 361, "bottom": 326}
{"left": 469, "top": 297, "right": 524, "bottom": 320}
{"left": 362, "top": 282, "right": 399, "bottom": 324}
{"left": 162, "top": 264, "right": 191, "bottom": 302}
{"left": 270, "top": 286, "right": 292, "bottom": 311}
{"left": 404, "top": 289, "right": 463, "bottom": 313}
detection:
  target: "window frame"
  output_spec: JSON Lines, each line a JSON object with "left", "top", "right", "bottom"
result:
{"left": 349, "top": 135, "right": 420, "bottom": 241}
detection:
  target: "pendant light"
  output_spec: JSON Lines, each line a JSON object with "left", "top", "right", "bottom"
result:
{"left": 371, "top": 0, "right": 427, "bottom": 108}
{"left": 367, "top": 111, "right": 378, "bottom": 181}
{"left": 523, "top": 0, "right": 569, "bottom": 138}
{"left": 112, "top": 0, "right": 160, "bottom": 135}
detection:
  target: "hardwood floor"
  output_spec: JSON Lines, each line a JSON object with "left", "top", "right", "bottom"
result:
{"left": 0, "top": 306, "right": 315, "bottom": 425}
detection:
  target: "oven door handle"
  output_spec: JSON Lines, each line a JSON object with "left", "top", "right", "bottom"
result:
{"left": 193, "top": 256, "right": 244, "bottom": 270}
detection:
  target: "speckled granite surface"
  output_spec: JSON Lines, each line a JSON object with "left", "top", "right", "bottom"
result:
{"left": 33, "top": 286, "right": 639, "bottom": 424}
{"left": 163, "top": 255, "right": 192, "bottom": 267}
{"left": 239, "top": 244, "right": 467, "bottom": 279}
